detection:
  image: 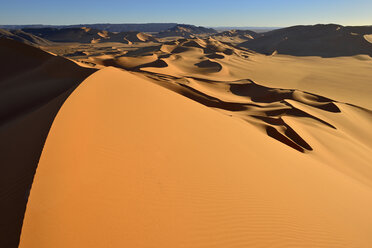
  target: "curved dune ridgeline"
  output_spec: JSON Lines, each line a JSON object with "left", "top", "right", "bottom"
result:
{"left": 20, "top": 67, "right": 372, "bottom": 248}
{"left": 0, "top": 38, "right": 96, "bottom": 248}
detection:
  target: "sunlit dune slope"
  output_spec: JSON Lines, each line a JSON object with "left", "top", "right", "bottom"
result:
{"left": 20, "top": 67, "right": 372, "bottom": 248}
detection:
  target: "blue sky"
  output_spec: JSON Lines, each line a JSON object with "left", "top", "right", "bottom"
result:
{"left": 1, "top": 0, "right": 371, "bottom": 27}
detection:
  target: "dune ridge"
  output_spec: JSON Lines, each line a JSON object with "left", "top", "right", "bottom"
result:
{"left": 20, "top": 67, "right": 372, "bottom": 248}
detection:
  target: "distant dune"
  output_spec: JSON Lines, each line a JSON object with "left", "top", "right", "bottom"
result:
{"left": 0, "top": 28, "right": 51, "bottom": 46}
{"left": 156, "top": 24, "right": 217, "bottom": 38}
{"left": 213, "top": 29, "right": 260, "bottom": 39}
{"left": 212, "top": 29, "right": 261, "bottom": 44}
{"left": 22, "top": 27, "right": 159, "bottom": 44}
{"left": 239, "top": 24, "right": 372, "bottom": 57}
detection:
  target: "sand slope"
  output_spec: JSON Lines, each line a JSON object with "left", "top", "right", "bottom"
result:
{"left": 0, "top": 38, "right": 95, "bottom": 248}
{"left": 20, "top": 67, "right": 372, "bottom": 248}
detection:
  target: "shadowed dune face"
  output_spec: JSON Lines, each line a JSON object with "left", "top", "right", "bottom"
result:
{"left": 0, "top": 38, "right": 95, "bottom": 248}
{"left": 194, "top": 60, "right": 223, "bottom": 72}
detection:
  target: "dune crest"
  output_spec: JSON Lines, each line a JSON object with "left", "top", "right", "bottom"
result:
{"left": 20, "top": 67, "right": 372, "bottom": 248}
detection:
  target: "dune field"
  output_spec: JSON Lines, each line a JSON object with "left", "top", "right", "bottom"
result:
{"left": 0, "top": 23, "right": 372, "bottom": 247}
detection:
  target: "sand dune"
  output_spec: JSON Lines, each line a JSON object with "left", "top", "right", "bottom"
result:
{"left": 214, "top": 29, "right": 259, "bottom": 39}
{"left": 239, "top": 24, "right": 372, "bottom": 57}
{"left": 0, "top": 38, "right": 95, "bottom": 248}
{"left": 0, "top": 28, "right": 51, "bottom": 46}
{"left": 20, "top": 67, "right": 372, "bottom": 248}
{"left": 1, "top": 24, "right": 371, "bottom": 247}
{"left": 157, "top": 24, "right": 217, "bottom": 38}
{"left": 212, "top": 29, "right": 260, "bottom": 45}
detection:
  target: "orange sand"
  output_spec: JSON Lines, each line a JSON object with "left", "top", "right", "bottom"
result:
{"left": 20, "top": 67, "right": 372, "bottom": 248}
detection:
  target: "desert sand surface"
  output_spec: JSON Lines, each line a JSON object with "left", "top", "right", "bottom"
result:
{"left": 0, "top": 24, "right": 371, "bottom": 247}
{"left": 20, "top": 67, "right": 372, "bottom": 248}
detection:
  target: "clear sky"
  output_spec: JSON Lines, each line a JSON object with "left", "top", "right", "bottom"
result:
{"left": 1, "top": 0, "right": 371, "bottom": 27}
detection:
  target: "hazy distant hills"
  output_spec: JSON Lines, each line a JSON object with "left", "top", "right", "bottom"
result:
{"left": 0, "top": 24, "right": 276, "bottom": 33}
{"left": 239, "top": 24, "right": 372, "bottom": 57}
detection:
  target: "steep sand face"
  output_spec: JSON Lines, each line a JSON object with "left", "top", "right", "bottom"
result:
{"left": 0, "top": 38, "right": 96, "bottom": 247}
{"left": 20, "top": 67, "right": 372, "bottom": 247}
